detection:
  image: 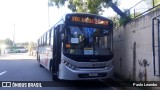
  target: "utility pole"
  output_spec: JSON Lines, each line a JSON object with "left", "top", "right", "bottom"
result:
{"left": 48, "top": 0, "right": 50, "bottom": 28}
{"left": 47, "top": 0, "right": 53, "bottom": 28}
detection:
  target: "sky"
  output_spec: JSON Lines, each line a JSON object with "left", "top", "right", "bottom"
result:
{"left": 0, "top": 0, "right": 141, "bottom": 43}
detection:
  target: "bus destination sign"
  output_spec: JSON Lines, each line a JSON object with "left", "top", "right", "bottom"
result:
{"left": 71, "top": 16, "right": 109, "bottom": 25}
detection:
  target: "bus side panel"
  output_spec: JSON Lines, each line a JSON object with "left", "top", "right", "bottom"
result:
{"left": 38, "top": 47, "right": 45, "bottom": 67}
{"left": 39, "top": 46, "right": 52, "bottom": 70}
{"left": 45, "top": 46, "right": 53, "bottom": 70}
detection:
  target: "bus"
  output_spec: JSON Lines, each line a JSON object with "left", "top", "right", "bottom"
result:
{"left": 37, "top": 13, "right": 114, "bottom": 80}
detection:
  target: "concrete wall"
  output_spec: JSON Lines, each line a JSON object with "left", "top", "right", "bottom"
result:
{"left": 113, "top": 8, "right": 160, "bottom": 81}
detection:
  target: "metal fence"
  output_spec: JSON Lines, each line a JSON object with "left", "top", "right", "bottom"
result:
{"left": 126, "top": 0, "right": 160, "bottom": 19}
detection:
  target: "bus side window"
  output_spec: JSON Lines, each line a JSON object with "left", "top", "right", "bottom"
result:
{"left": 38, "top": 39, "right": 40, "bottom": 46}
{"left": 51, "top": 29, "right": 54, "bottom": 45}
{"left": 51, "top": 47, "right": 53, "bottom": 52}
{"left": 45, "top": 33, "right": 47, "bottom": 45}
{"left": 66, "top": 27, "right": 71, "bottom": 43}
{"left": 41, "top": 37, "right": 43, "bottom": 46}
{"left": 47, "top": 31, "right": 50, "bottom": 45}
{"left": 49, "top": 30, "right": 51, "bottom": 45}
{"left": 42, "top": 36, "right": 44, "bottom": 46}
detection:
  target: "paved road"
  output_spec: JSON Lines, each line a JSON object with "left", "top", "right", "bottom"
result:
{"left": 0, "top": 53, "right": 119, "bottom": 90}
{"left": 0, "top": 53, "right": 51, "bottom": 81}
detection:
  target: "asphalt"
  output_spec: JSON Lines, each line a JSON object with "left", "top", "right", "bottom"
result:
{"left": 0, "top": 53, "right": 154, "bottom": 90}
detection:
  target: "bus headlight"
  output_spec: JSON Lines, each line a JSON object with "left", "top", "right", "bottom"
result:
{"left": 63, "top": 60, "right": 78, "bottom": 70}
{"left": 106, "top": 64, "right": 113, "bottom": 70}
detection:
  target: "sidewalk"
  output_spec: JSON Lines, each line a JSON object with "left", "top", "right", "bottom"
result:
{"left": 111, "top": 75, "right": 147, "bottom": 90}
{"left": 101, "top": 73, "right": 150, "bottom": 90}
{"left": 0, "top": 53, "right": 9, "bottom": 58}
{"left": 0, "top": 53, "right": 36, "bottom": 60}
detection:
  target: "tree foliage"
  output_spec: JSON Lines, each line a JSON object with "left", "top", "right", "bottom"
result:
{"left": 50, "top": 0, "right": 118, "bottom": 15}
{"left": 152, "top": 0, "right": 160, "bottom": 9}
{"left": 4, "top": 38, "right": 13, "bottom": 46}
{"left": 145, "top": 0, "right": 160, "bottom": 6}
{"left": 28, "top": 41, "right": 36, "bottom": 56}
{"left": 50, "top": 0, "right": 133, "bottom": 26}
{"left": 0, "top": 38, "right": 13, "bottom": 46}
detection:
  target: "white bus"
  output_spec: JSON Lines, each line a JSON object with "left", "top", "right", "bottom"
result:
{"left": 37, "top": 13, "right": 114, "bottom": 80}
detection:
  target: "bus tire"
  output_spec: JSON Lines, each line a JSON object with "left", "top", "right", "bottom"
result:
{"left": 50, "top": 60, "right": 53, "bottom": 73}
{"left": 36, "top": 53, "right": 39, "bottom": 61}
{"left": 52, "top": 74, "right": 60, "bottom": 81}
{"left": 39, "top": 64, "right": 43, "bottom": 67}
{"left": 37, "top": 55, "right": 40, "bottom": 62}
{"left": 38, "top": 56, "right": 43, "bottom": 67}
{"left": 52, "top": 72, "right": 60, "bottom": 81}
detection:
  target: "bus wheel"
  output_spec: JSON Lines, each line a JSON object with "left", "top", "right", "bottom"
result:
{"left": 36, "top": 54, "right": 39, "bottom": 61}
{"left": 50, "top": 60, "right": 53, "bottom": 73}
{"left": 52, "top": 74, "right": 60, "bottom": 81}
{"left": 39, "top": 64, "right": 43, "bottom": 67}
{"left": 38, "top": 56, "right": 43, "bottom": 67}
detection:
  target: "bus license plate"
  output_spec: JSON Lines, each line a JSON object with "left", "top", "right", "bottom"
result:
{"left": 89, "top": 73, "right": 98, "bottom": 76}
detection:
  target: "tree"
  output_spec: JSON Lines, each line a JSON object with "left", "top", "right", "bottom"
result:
{"left": 50, "top": 0, "right": 119, "bottom": 15}
{"left": 0, "top": 38, "right": 13, "bottom": 46}
{"left": 0, "top": 40, "right": 4, "bottom": 45}
{"left": 4, "top": 38, "right": 13, "bottom": 46}
{"left": 145, "top": 0, "right": 160, "bottom": 7}
{"left": 143, "top": 0, "right": 160, "bottom": 11}
{"left": 50, "top": 0, "right": 131, "bottom": 25}
{"left": 152, "top": 0, "right": 160, "bottom": 9}
{"left": 28, "top": 41, "right": 36, "bottom": 56}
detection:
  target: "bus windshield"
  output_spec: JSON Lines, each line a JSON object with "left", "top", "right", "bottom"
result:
{"left": 64, "top": 26, "right": 112, "bottom": 56}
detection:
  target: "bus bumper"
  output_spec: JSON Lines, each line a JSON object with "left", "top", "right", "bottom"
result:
{"left": 58, "top": 63, "right": 113, "bottom": 80}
